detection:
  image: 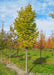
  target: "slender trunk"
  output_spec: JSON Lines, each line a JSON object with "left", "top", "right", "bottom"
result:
{"left": 9, "top": 50, "right": 11, "bottom": 64}
{"left": 52, "top": 49, "right": 53, "bottom": 56}
{"left": 26, "top": 49, "right": 28, "bottom": 75}
{"left": 49, "top": 48, "right": 50, "bottom": 56}
{"left": 40, "top": 49, "right": 41, "bottom": 62}
{"left": 53, "top": 49, "right": 54, "bottom": 56}
{"left": 49, "top": 48, "right": 50, "bottom": 52}
{"left": 52, "top": 49, "right": 54, "bottom": 56}
{"left": 13, "top": 49, "right": 14, "bottom": 53}
{"left": 17, "top": 50, "right": 18, "bottom": 56}
{"left": 1, "top": 49, "right": 2, "bottom": 61}
{"left": 6, "top": 49, "right": 7, "bottom": 53}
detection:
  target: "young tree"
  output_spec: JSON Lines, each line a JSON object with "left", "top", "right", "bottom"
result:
{"left": 0, "top": 22, "right": 4, "bottom": 61}
{"left": 50, "top": 32, "right": 54, "bottom": 56}
{"left": 39, "top": 30, "right": 46, "bottom": 61}
{"left": 14, "top": 4, "right": 39, "bottom": 75}
{"left": 48, "top": 13, "right": 54, "bottom": 55}
{"left": 4, "top": 25, "right": 14, "bottom": 64}
{"left": 34, "top": 41, "right": 38, "bottom": 48}
{"left": 47, "top": 38, "right": 51, "bottom": 52}
{"left": 8, "top": 25, "right": 15, "bottom": 64}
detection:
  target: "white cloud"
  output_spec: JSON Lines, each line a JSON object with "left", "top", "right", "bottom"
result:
{"left": 1, "top": 14, "right": 6, "bottom": 17}
{"left": 42, "top": 0, "right": 54, "bottom": 6}
{"left": 31, "top": 2, "right": 48, "bottom": 15}
{"left": 0, "top": 0, "right": 54, "bottom": 38}
{"left": 32, "top": 0, "right": 54, "bottom": 15}
{"left": 36, "top": 17, "right": 54, "bottom": 38}
{"left": 48, "top": 0, "right": 54, "bottom": 6}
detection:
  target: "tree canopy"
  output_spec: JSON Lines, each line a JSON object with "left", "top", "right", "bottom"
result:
{"left": 14, "top": 4, "right": 39, "bottom": 49}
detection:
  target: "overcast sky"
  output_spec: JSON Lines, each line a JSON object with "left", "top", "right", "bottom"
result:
{"left": 0, "top": 0, "right": 54, "bottom": 39}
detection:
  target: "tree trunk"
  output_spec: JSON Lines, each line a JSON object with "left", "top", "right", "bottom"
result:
{"left": 52, "top": 49, "right": 54, "bottom": 56}
{"left": 53, "top": 49, "right": 54, "bottom": 56}
{"left": 49, "top": 48, "right": 50, "bottom": 52}
{"left": 1, "top": 49, "right": 2, "bottom": 61}
{"left": 6, "top": 49, "right": 7, "bottom": 53}
{"left": 52, "top": 49, "right": 53, "bottom": 56}
{"left": 17, "top": 50, "right": 18, "bottom": 56}
{"left": 26, "top": 49, "right": 28, "bottom": 75}
{"left": 40, "top": 49, "right": 42, "bottom": 62}
{"left": 9, "top": 50, "right": 11, "bottom": 64}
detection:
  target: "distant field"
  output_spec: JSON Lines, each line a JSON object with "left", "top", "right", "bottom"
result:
{"left": 0, "top": 48, "right": 54, "bottom": 73}
{"left": 0, "top": 62, "right": 16, "bottom": 75}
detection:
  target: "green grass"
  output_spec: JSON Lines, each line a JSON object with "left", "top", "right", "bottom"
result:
{"left": 0, "top": 48, "right": 54, "bottom": 74}
{"left": 0, "top": 62, "right": 17, "bottom": 75}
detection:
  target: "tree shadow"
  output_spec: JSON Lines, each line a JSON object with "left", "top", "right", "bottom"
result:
{"left": 28, "top": 56, "right": 49, "bottom": 74}
{"left": 19, "top": 58, "right": 25, "bottom": 61}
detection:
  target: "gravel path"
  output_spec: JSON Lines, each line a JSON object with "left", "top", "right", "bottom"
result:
{"left": 6, "top": 63, "right": 36, "bottom": 75}
{"left": 6, "top": 63, "right": 26, "bottom": 75}
{"left": 0, "top": 60, "right": 37, "bottom": 75}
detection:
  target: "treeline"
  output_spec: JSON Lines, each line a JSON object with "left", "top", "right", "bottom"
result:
{"left": 0, "top": 24, "right": 19, "bottom": 51}
{"left": 34, "top": 30, "right": 54, "bottom": 50}
{"left": 0, "top": 23, "right": 54, "bottom": 51}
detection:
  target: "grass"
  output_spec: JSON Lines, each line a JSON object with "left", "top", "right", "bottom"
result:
{"left": 0, "top": 48, "right": 54, "bottom": 74}
{"left": 0, "top": 62, "right": 17, "bottom": 75}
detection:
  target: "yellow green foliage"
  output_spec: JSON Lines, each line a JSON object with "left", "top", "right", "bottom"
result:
{"left": 14, "top": 4, "right": 39, "bottom": 49}
{"left": 50, "top": 38, "right": 54, "bottom": 49}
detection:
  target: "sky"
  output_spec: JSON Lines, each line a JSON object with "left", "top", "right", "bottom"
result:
{"left": 0, "top": 0, "right": 54, "bottom": 39}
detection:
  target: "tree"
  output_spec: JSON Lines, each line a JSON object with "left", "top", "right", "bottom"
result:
{"left": 8, "top": 25, "right": 15, "bottom": 64}
{"left": 34, "top": 41, "right": 38, "bottom": 48}
{"left": 48, "top": 13, "right": 54, "bottom": 54}
{"left": 4, "top": 25, "right": 15, "bottom": 64}
{"left": 14, "top": 4, "right": 39, "bottom": 75}
{"left": 47, "top": 38, "right": 51, "bottom": 52}
{"left": 50, "top": 32, "right": 54, "bottom": 56}
{"left": 0, "top": 22, "right": 5, "bottom": 61}
{"left": 39, "top": 30, "right": 46, "bottom": 61}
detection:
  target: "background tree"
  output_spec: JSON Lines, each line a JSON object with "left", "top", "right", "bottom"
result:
{"left": 4, "top": 25, "right": 15, "bottom": 64}
{"left": 8, "top": 25, "right": 15, "bottom": 64}
{"left": 0, "top": 22, "right": 4, "bottom": 61}
{"left": 48, "top": 13, "right": 54, "bottom": 55}
{"left": 47, "top": 38, "right": 51, "bottom": 52}
{"left": 14, "top": 4, "right": 39, "bottom": 75}
{"left": 39, "top": 30, "right": 46, "bottom": 61}
{"left": 50, "top": 32, "right": 54, "bottom": 56}
{"left": 34, "top": 41, "right": 38, "bottom": 48}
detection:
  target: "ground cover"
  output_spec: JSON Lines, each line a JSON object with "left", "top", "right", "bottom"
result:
{"left": 0, "top": 48, "right": 54, "bottom": 74}
{"left": 0, "top": 62, "right": 17, "bottom": 75}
